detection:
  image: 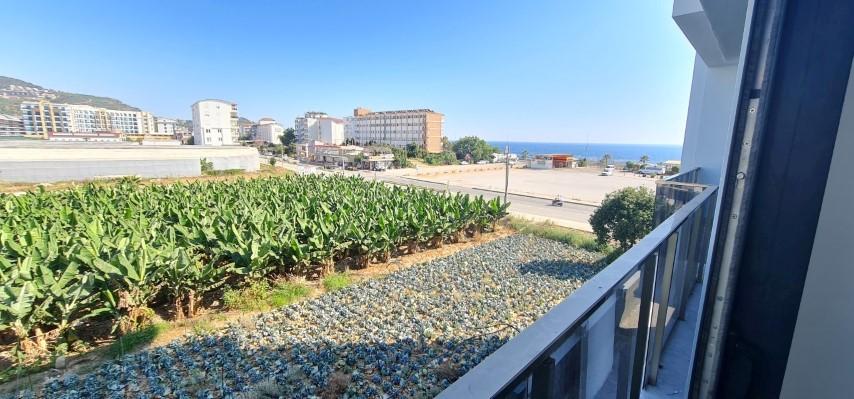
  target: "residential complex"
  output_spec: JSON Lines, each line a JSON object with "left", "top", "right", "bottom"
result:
{"left": 0, "top": 114, "right": 25, "bottom": 136}
{"left": 255, "top": 117, "right": 284, "bottom": 143}
{"left": 346, "top": 107, "right": 444, "bottom": 153}
{"left": 191, "top": 99, "right": 239, "bottom": 146}
{"left": 19, "top": 101, "right": 155, "bottom": 139}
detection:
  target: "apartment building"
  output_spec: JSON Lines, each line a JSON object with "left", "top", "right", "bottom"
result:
{"left": 0, "top": 114, "right": 25, "bottom": 136}
{"left": 155, "top": 118, "right": 177, "bottom": 136}
{"left": 294, "top": 111, "right": 329, "bottom": 142}
{"left": 191, "top": 99, "right": 239, "bottom": 146}
{"left": 346, "top": 107, "right": 443, "bottom": 153}
{"left": 19, "top": 101, "right": 154, "bottom": 138}
{"left": 255, "top": 117, "right": 284, "bottom": 143}
{"left": 319, "top": 117, "right": 345, "bottom": 145}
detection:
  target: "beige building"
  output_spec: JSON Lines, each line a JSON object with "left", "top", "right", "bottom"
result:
{"left": 19, "top": 101, "right": 155, "bottom": 139}
{"left": 346, "top": 108, "right": 444, "bottom": 153}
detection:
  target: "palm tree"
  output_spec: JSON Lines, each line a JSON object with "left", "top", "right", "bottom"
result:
{"left": 601, "top": 153, "right": 613, "bottom": 166}
{"left": 640, "top": 155, "right": 650, "bottom": 166}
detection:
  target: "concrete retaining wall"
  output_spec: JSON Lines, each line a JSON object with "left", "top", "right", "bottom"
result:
{"left": 0, "top": 144, "right": 260, "bottom": 183}
{"left": 0, "top": 159, "right": 201, "bottom": 182}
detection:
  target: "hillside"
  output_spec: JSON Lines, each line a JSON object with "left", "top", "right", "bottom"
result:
{"left": 0, "top": 76, "right": 139, "bottom": 116}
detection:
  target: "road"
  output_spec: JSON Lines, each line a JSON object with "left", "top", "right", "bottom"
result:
{"left": 369, "top": 173, "right": 596, "bottom": 231}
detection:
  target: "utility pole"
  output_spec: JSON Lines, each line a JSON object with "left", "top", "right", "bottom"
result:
{"left": 504, "top": 145, "right": 510, "bottom": 205}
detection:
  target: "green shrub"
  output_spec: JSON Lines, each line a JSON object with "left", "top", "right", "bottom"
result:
{"left": 200, "top": 158, "right": 213, "bottom": 173}
{"left": 322, "top": 273, "right": 352, "bottom": 292}
{"left": 589, "top": 187, "right": 654, "bottom": 250}
{"left": 223, "top": 280, "right": 310, "bottom": 311}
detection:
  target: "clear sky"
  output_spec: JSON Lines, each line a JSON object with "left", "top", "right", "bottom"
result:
{"left": 2, "top": 0, "right": 695, "bottom": 144}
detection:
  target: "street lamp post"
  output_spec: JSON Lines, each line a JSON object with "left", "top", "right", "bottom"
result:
{"left": 504, "top": 145, "right": 510, "bottom": 205}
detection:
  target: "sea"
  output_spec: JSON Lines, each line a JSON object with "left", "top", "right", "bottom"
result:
{"left": 487, "top": 141, "right": 682, "bottom": 163}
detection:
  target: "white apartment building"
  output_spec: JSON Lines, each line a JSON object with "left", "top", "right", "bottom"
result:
{"left": 255, "top": 117, "right": 285, "bottom": 143}
{"left": 319, "top": 117, "right": 345, "bottom": 145}
{"left": 155, "top": 118, "right": 177, "bottom": 136}
{"left": 0, "top": 114, "right": 25, "bottom": 136}
{"left": 346, "top": 107, "right": 444, "bottom": 153}
{"left": 19, "top": 101, "right": 155, "bottom": 138}
{"left": 294, "top": 112, "right": 330, "bottom": 142}
{"left": 191, "top": 99, "right": 239, "bottom": 146}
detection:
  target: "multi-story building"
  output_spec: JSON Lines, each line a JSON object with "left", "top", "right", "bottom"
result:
{"left": 191, "top": 99, "right": 239, "bottom": 146}
{"left": 255, "top": 117, "right": 284, "bottom": 143}
{"left": 238, "top": 118, "right": 256, "bottom": 140}
{"left": 319, "top": 117, "right": 345, "bottom": 145}
{"left": 294, "top": 111, "right": 330, "bottom": 143}
{"left": 155, "top": 118, "right": 177, "bottom": 137}
{"left": 0, "top": 114, "right": 25, "bottom": 136}
{"left": 229, "top": 103, "right": 239, "bottom": 143}
{"left": 346, "top": 107, "right": 444, "bottom": 153}
{"left": 19, "top": 101, "right": 154, "bottom": 138}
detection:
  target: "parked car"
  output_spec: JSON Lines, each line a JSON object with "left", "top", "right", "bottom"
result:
{"left": 460, "top": 161, "right": 469, "bottom": 165}
{"left": 476, "top": 160, "right": 489, "bottom": 165}
{"left": 601, "top": 166, "right": 615, "bottom": 176}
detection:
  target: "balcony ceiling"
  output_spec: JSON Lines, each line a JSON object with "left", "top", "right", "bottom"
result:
{"left": 673, "top": 0, "right": 748, "bottom": 66}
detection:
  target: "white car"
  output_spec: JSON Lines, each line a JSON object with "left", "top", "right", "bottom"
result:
{"left": 476, "top": 160, "right": 489, "bottom": 165}
{"left": 601, "top": 166, "right": 615, "bottom": 176}
{"left": 460, "top": 161, "right": 469, "bottom": 165}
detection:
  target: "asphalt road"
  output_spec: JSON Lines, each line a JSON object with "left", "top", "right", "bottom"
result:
{"left": 369, "top": 174, "right": 596, "bottom": 231}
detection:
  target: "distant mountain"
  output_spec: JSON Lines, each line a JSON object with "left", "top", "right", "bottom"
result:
{"left": 0, "top": 76, "right": 140, "bottom": 116}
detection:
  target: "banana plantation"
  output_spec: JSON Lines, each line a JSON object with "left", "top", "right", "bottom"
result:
{"left": 0, "top": 175, "right": 508, "bottom": 358}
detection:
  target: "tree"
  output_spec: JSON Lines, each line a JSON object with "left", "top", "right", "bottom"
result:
{"left": 406, "top": 143, "right": 427, "bottom": 159}
{"left": 269, "top": 157, "right": 277, "bottom": 167}
{"left": 589, "top": 187, "right": 654, "bottom": 250}
{"left": 639, "top": 155, "right": 650, "bottom": 166}
{"left": 577, "top": 158, "right": 588, "bottom": 167}
{"left": 390, "top": 148, "right": 410, "bottom": 168}
{"left": 441, "top": 137, "right": 452, "bottom": 152}
{"left": 452, "top": 136, "right": 498, "bottom": 162}
{"left": 520, "top": 150, "right": 529, "bottom": 160}
{"left": 601, "top": 153, "right": 613, "bottom": 166}
{"left": 625, "top": 160, "right": 637, "bottom": 171}
{"left": 280, "top": 128, "right": 296, "bottom": 147}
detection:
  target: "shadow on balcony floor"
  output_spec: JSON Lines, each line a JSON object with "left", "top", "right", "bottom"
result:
{"left": 641, "top": 282, "right": 702, "bottom": 399}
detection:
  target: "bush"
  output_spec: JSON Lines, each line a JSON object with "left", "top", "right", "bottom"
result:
{"left": 589, "top": 187, "right": 654, "bottom": 250}
{"left": 223, "top": 280, "right": 310, "bottom": 312}
{"left": 200, "top": 158, "right": 213, "bottom": 173}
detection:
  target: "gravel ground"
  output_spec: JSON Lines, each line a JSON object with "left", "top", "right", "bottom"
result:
{"left": 13, "top": 235, "right": 602, "bottom": 399}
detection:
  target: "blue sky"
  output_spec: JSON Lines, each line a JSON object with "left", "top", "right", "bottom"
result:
{"left": 2, "top": 1, "right": 695, "bottom": 144}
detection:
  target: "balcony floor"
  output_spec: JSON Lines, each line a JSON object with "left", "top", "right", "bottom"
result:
{"left": 641, "top": 283, "right": 702, "bottom": 399}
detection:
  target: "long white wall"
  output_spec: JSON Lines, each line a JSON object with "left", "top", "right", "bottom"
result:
{"left": 679, "top": 55, "right": 740, "bottom": 186}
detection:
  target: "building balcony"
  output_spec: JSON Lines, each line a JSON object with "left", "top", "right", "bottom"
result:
{"left": 439, "top": 168, "right": 716, "bottom": 399}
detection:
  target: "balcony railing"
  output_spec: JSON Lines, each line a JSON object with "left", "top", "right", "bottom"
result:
{"left": 438, "top": 168, "right": 716, "bottom": 399}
